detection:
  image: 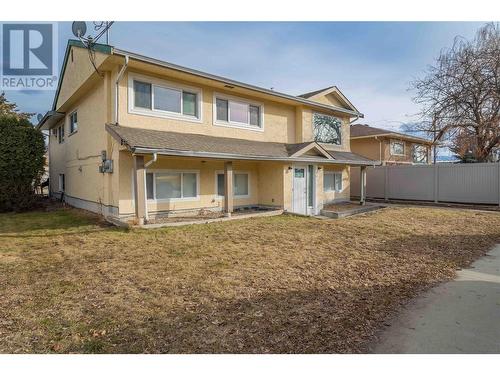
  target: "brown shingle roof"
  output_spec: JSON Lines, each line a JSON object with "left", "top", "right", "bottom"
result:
{"left": 350, "top": 124, "right": 432, "bottom": 144}
{"left": 106, "top": 125, "right": 377, "bottom": 165}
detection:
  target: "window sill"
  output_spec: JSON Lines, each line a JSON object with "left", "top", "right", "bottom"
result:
{"left": 213, "top": 121, "right": 264, "bottom": 132}
{"left": 129, "top": 107, "right": 202, "bottom": 124}
{"left": 68, "top": 130, "right": 78, "bottom": 137}
{"left": 215, "top": 195, "right": 250, "bottom": 200}
{"left": 147, "top": 197, "right": 200, "bottom": 203}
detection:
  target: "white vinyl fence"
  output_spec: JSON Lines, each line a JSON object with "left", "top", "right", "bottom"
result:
{"left": 351, "top": 163, "right": 500, "bottom": 206}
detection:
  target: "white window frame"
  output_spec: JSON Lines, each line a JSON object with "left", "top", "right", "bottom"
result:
{"left": 128, "top": 73, "right": 203, "bottom": 124}
{"left": 390, "top": 140, "right": 405, "bottom": 156}
{"left": 58, "top": 173, "right": 65, "bottom": 192}
{"left": 213, "top": 92, "right": 264, "bottom": 132}
{"left": 412, "top": 144, "right": 429, "bottom": 163}
{"left": 57, "top": 124, "right": 65, "bottom": 144}
{"left": 214, "top": 170, "right": 251, "bottom": 199}
{"left": 323, "top": 171, "right": 343, "bottom": 192}
{"left": 69, "top": 110, "right": 78, "bottom": 135}
{"left": 145, "top": 169, "right": 200, "bottom": 202}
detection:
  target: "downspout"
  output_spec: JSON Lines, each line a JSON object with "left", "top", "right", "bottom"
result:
{"left": 143, "top": 153, "right": 157, "bottom": 222}
{"left": 375, "top": 136, "right": 383, "bottom": 165}
{"left": 115, "top": 55, "right": 129, "bottom": 125}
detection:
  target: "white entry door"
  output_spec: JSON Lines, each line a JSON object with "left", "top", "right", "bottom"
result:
{"left": 292, "top": 166, "right": 307, "bottom": 214}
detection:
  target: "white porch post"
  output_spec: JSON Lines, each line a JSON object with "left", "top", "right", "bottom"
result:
{"left": 360, "top": 166, "right": 367, "bottom": 205}
{"left": 133, "top": 155, "right": 146, "bottom": 225}
{"left": 224, "top": 161, "right": 234, "bottom": 216}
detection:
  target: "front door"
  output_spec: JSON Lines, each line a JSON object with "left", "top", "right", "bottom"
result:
{"left": 292, "top": 166, "right": 307, "bottom": 214}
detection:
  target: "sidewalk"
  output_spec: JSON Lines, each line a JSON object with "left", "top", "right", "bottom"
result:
{"left": 371, "top": 244, "right": 500, "bottom": 353}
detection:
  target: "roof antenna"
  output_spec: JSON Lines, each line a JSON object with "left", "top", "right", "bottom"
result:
{"left": 71, "top": 21, "right": 115, "bottom": 77}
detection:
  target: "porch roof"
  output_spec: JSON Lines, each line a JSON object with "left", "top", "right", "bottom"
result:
{"left": 106, "top": 124, "right": 378, "bottom": 166}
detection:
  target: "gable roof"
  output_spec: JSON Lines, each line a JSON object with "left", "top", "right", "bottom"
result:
{"left": 113, "top": 48, "right": 363, "bottom": 118}
{"left": 51, "top": 40, "right": 112, "bottom": 111}
{"left": 350, "top": 124, "right": 433, "bottom": 144}
{"left": 106, "top": 124, "right": 377, "bottom": 166}
{"left": 298, "top": 86, "right": 335, "bottom": 99}
{"left": 39, "top": 40, "right": 363, "bottom": 129}
{"left": 298, "top": 86, "right": 360, "bottom": 114}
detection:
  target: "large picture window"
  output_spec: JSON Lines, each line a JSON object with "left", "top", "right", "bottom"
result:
{"left": 413, "top": 144, "right": 428, "bottom": 163}
{"left": 145, "top": 171, "right": 199, "bottom": 200}
{"left": 313, "top": 113, "right": 342, "bottom": 145}
{"left": 214, "top": 94, "right": 263, "bottom": 130}
{"left": 130, "top": 75, "right": 201, "bottom": 122}
{"left": 216, "top": 172, "right": 250, "bottom": 197}
{"left": 323, "top": 172, "right": 342, "bottom": 192}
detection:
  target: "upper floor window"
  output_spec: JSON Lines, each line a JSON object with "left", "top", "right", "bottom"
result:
{"left": 390, "top": 140, "right": 405, "bottom": 156}
{"left": 129, "top": 74, "right": 201, "bottom": 122}
{"left": 413, "top": 144, "right": 428, "bottom": 163}
{"left": 313, "top": 113, "right": 342, "bottom": 145}
{"left": 69, "top": 111, "right": 78, "bottom": 134}
{"left": 214, "top": 93, "right": 263, "bottom": 131}
{"left": 57, "top": 124, "right": 65, "bottom": 144}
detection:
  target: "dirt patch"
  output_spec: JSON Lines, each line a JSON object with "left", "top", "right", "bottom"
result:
{"left": 323, "top": 202, "right": 367, "bottom": 212}
{"left": 1, "top": 205, "right": 500, "bottom": 353}
{"left": 146, "top": 207, "right": 279, "bottom": 224}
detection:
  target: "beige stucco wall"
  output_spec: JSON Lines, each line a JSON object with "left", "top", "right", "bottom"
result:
{"left": 351, "top": 137, "right": 431, "bottom": 165}
{"left": 49, "top": 75, "right": 120, "bottom": 214}
{"left": 350, "top": 138, "right": 383, "bottom": 162}
{"left": 56, "top": 46, "right": 109, "bottom": 110}
{"left": 119, "top": 154, "right": 268, "bottom": 217}
{"left": 47, "top": 45, "right": 363, "bottom": 219}
{"left": 117, "top": 68, "right": 352, "bottom": 147}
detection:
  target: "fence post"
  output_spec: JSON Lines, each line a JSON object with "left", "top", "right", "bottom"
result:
{"left": 498, "top": 162, "right": 500, "bottom": 207}
{"left": 433, "top": 163, "right": 439, "bottom": 203}
{"left": 384, "top": 166, "right": 389, "bottom": 202}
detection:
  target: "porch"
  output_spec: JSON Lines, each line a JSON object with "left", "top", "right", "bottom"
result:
{"left": 106, "top": 124, "right": 376, "bottom": 224}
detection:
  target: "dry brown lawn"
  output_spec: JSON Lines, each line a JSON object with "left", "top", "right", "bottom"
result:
{"left": 1, "top": 205, "right": 500, "bottom": 353}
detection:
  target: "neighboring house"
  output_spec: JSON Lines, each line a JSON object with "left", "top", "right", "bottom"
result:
{"left": 37, "top": 40, "right": 377, "bottom": 223}
{"left": 350, "top": 124, "right": 433, "bottom": 165}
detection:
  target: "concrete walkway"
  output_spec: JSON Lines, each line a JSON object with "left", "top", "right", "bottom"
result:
{"left": 371, "top": 244, "right": 500, "bottom": 353}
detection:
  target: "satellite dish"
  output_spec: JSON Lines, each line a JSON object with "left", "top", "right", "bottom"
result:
{"left": 72, "top": 21, "right": 87, "bottom": 38}
{"left": 37, "top": 113, "right": 43, "bottom": 122}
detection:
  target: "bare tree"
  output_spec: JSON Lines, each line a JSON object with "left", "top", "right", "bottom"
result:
{"left": 411, "top": 23, "right": 500, "bottom": 162}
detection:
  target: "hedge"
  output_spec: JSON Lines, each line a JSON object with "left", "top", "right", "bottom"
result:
{"left": 0, "top": 115, "right": 46, "bottom": 211}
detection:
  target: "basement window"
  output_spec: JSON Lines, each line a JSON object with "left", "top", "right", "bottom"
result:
{"left": 324, "top": 171, "right": 342, "bottom": 192}
{"left": 58, "top": 174, "right": 65, "bottom": 192}
{"left": 216, "top": 172, "right": 250, "bottom": 198}
{"left": 145, "top": 171, "right": 199, "bottom": 201}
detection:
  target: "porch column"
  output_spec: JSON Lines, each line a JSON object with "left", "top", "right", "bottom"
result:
{"left": 133, "top": 155, "right": 146, "bottom": 225}
{"left": 224, "top": 161, "right": 234, "bottom": 216}
{"left": 360, "top": 166, "right": 367, "bottom": 205}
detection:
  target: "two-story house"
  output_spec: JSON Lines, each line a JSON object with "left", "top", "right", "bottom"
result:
{"left": 350, "top": 124, "right": 433, "bottom": 165}
{"left": 37, "top": 40, "right": 377, "bottom": 224}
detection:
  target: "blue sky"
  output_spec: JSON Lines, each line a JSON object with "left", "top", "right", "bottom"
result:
{"left": 4, "top": 21, "right": 483, "bottom": 132}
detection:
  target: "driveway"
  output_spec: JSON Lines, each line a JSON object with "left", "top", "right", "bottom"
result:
{"left": 371, "top": 244, "right": 500, "bottom": 353}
